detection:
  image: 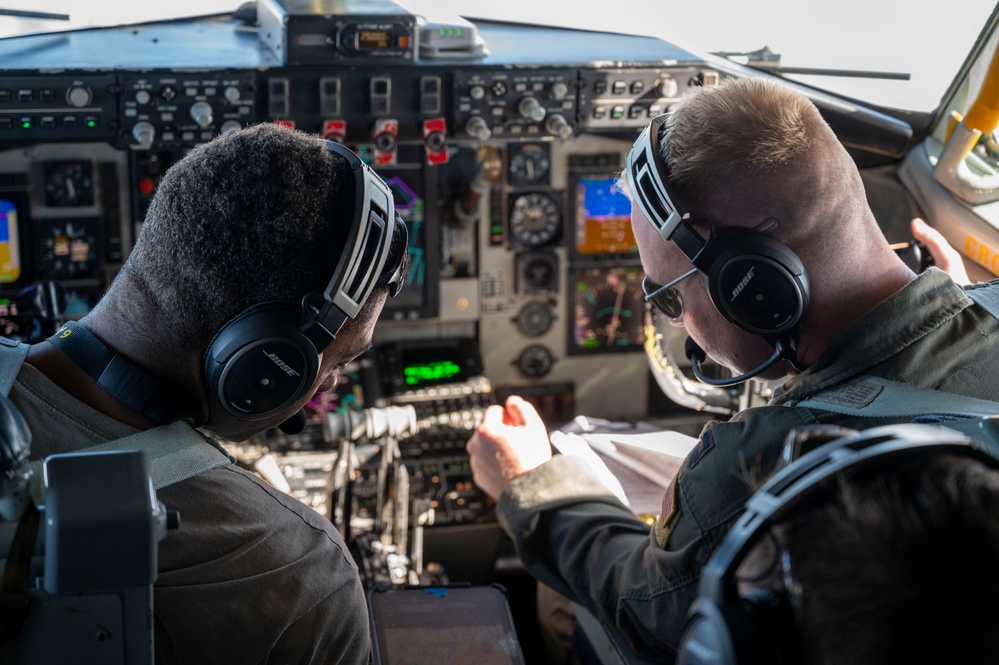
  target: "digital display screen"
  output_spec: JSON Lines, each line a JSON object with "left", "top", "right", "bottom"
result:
{"left": 0, "top": 199, "right": 21, "bottom": 284}
{"left": 400, "top": 345, "right": 467, "bottom": 388}
{"left": 304, "top": 360, "right": 365, "bottom": 424}
{"left": 569, "top": 265, "right": 647, "bottom": 354}
{"left": 573, "top": 175, "right": 637, "bottom": 256}
{"left": 0, "top": 299, "right": 24, "bottom": 340}
{"left": 370, "top": 587, "right": 526, "bottom": 665}
{"left": 379, "top": 165, "right": 438, "bottom": 319}
{"left": 357, "top": 30, "right": 392, "bottom": 49}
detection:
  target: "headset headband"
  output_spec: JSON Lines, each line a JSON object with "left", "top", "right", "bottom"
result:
{"left": 308, "top": 141, "right": 406, "bottom": 344}
{"left": 625, "top": 115, "right": 686, "bottom": 240}
{"left": 625, "top": 115, "right": 717, "bottom": 272}
{"left": 698, "top": 423, "right": 997, "bottom": 604}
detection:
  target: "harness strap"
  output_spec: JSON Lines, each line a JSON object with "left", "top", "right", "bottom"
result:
{"left": 28, "top": 421, "right": 232, "bottom": 504}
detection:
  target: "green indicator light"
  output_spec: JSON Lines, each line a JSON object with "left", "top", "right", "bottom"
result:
{"left": 585, "top": 339, "right": 599, "bottom": 348}
{"left": 403, "top": 361, "right": 462, "bottom": 385}
{"left": 440, "top": 27, "right": 446, "bottom": 36}
{"left": 457, "top": 28, "right": 463, "bottom": 36}
{"left": 21, "top": 121, "right": 31, "bottom": 129}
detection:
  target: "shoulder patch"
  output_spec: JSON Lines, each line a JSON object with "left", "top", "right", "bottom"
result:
{"left": 654, "top": 474, "right": 681, "bottom": 549}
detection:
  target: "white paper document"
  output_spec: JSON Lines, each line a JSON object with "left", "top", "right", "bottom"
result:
{"left": 550, "top": 422, "right": 697, "bottom": 516}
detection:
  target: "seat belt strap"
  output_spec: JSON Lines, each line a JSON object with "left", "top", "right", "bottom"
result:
{"left": 0, "top": 338, "right": 231, "bottom": 502}
{"left": 29, "top": 421, "right": 233, "bottom": 504}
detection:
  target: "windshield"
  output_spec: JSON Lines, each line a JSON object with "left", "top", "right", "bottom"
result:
{"left": 1, "top": 0, "right": 994, "bottom": 111}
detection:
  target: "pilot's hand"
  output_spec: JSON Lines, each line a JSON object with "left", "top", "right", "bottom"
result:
{"left": 911, "top": 217, "right": 970, "bottom": 284}
{"left": 466, "top": 395, "right": 552, "bottom": 501}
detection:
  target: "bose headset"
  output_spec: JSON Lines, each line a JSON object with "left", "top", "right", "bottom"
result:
{"left": 203, "top": 140, "right": 408, "bottom": 424}
{"left": 675, "top": 421, "right": 999, "bottom": 665}
{"left": 625, "top": 114, "right": 809, "bottom": 385}
{"left": 49, "top": 141, "right": 407, "bottom": 432}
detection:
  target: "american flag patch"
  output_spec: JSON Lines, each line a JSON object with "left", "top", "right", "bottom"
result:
{"left": 654, "top": 474, "right": 681, "bottom": 549}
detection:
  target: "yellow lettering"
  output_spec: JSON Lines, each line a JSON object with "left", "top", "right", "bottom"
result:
{"left": 965, "top": 234, "right": 999, "bottom": 273}
{"left": 58, "top": 328, "right": 71, "bottom": 339}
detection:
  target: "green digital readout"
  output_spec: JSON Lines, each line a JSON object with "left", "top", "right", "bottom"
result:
{"left": 403, "top": 360, "right": 462, "bottom": 386}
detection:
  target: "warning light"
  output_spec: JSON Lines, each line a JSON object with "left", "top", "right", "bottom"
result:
{"left": 138, "top": 178, "right": 156, "bottom": 196}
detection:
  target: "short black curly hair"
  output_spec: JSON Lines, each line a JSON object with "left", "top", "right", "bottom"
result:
{"left": 120, "top": 123, "right": 354, "bottom": 343}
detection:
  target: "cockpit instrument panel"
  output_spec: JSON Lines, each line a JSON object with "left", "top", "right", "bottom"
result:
{"left": 570, "top": 265, "right": 646, "bottom": 354}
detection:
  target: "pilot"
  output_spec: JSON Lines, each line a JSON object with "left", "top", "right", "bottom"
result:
{"left": 0, "top": 123, "right": 408, "bottom": 664}
{"left": 465, "top": 76, "right": 999, "bottom": 662}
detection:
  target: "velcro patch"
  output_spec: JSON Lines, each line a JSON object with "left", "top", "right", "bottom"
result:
{"left": 654, "top": 475, "right": 681, "bottom": 549}
{"left": 808, "top": 378, "right": 883, "bottom": 409}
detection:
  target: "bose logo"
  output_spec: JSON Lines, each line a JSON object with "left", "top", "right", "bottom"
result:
{"left": 730, "top": 267, "right": 756, "bottom": 301}
{"left": 265, "top": 351, "right": 300, "bottom": 377}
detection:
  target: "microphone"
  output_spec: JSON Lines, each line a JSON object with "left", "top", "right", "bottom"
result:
{"left": 685, "top": 337, "right": 794, "bottom": 387}
{"left": 278, "top": 408, "right": 308, "bottom": 434}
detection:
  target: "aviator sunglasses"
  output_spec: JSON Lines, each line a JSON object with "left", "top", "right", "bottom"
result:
{"left": 642, "top": 267, "right": 698, "bottom": 319}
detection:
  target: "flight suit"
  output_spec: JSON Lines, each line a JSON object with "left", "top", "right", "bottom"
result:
{"left": 497, "top": 268, "right": 999, "bottom": 661}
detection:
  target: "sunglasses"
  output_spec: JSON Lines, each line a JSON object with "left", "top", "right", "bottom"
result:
{"left": 642, "top": 267, "right": 698, "bottom": 318}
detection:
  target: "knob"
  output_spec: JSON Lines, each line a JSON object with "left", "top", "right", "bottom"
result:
{"left": 220, "top": 120, "right": 242, "bottom": 134}
{"left": 545, "top": 114, "right": 573, "bottom": 139}
{"left": 518, "top": 96, "right": 546, "bottom": 122}
{"left": 551, "top": 82, "right": 569, "bottom": 99}
{"left": 224, "top": 86, "right": 241, "bottom": 103}
{"left": 135, "top": 90, "right": 151, "bottom": 105}
{"left": 657, "top": 77, "right": 679, "bottom": 98}
{"left": 66, "top": 86, "right": 92, "bottom": 108}
{"left": 464, "top": 116, "right": 491, "bottom": 141}
{"left": 190, "top": 101, "right": 214, "bottom": 128}
{"left": 132, "top": 121, "right": 156, "bottom": 147}
{"left": 469, "top": 85, "right": 485, "bottom": 100}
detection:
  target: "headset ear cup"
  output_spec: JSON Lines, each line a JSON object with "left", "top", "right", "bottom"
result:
{"left": 677, "top": 599, "right": 739, "bottom": 665}
{"left": 706, "top": 231, "right": 809, "bottom": 338}
{"left": 204, "top": 302, "right": 320, "bottom": 420}
{"left": 738, "top": 586, "right": 799, "bottom": 665}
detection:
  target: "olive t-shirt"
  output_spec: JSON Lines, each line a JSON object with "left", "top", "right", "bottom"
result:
{"left": 10, "top": 362, "right": 370, "bottom": 665}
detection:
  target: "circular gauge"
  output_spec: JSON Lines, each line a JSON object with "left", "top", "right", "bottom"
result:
{"left": 43, "top": 160, "right": 95, "bottom": 208}
{"left": 517, "top": 252, "right": 558, "bottom": 293}
{"left": 509, "top": 192, "right": 561, "bottom": 248}
{"left": 517, "top": 302, "right": 554, "bottom": 337}
{"left": 508, "top": 143, "right": 551, "bottom": 186}
{"left": 517, "top": 344, "right": 554, "bottom": 379}
{"left": 37, "top": 219, "right": 102, "bottom": 280}
{"left": 571, "top": 266, "right": 647, "bottom": 353}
